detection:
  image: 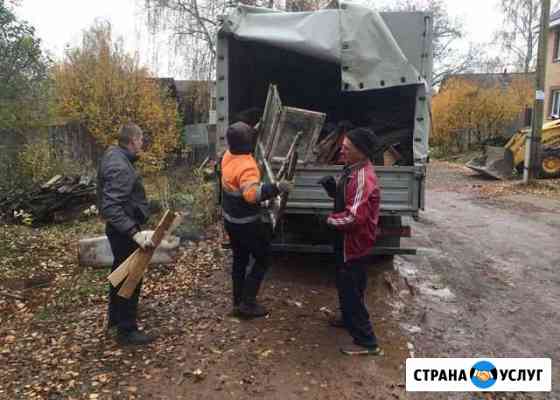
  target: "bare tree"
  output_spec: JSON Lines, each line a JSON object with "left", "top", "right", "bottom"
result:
{"left": 376, "top": 0, "right": 480, "bottom": 87}
{"left": 140, "top": 0, "right": 330, "bottom": 79}
{"left": 141, "top": 0, "right": 231, "bottom": 80}
{"left": 495, "top": 0, "right": 540, "bottom": 73}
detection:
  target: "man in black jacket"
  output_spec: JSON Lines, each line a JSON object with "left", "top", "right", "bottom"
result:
{"left": 97, "top": 123, "right": 153, "bottom": 346}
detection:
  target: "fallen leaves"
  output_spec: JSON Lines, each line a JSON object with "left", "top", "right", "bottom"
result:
{"left": 476, "top": 179, "right": 560, "bottom": 200}
{"left": 0, "top": 219, "right": 226, "bottom": 399}
{"left": 191, "top": 368, "right": 205, "bottom": 381}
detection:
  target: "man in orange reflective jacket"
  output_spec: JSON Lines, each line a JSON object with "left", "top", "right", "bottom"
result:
{"left": 221, "top": 122, "right": 292, "bottom": 318}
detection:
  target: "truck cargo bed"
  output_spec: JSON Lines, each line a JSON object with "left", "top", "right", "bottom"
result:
{"left": 285, "top": 165, "right": 424, "bottom": 215}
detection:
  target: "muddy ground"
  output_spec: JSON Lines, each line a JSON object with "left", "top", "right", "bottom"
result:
{"left": 143, "top": 161, "right": 560, "bottom": 400}
{"left": 398, "top": 162, "right": 560, "bottom": 400}
{"left": 1, "top": 161, "right": 559, "bottom": 399}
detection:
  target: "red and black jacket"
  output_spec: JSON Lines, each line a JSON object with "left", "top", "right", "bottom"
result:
{"left": 327, "top": 160, "right": 380, "bottom": 263}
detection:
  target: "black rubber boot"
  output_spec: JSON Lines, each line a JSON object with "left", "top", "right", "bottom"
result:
{"left": 238, "top": 277, "right": 268, "bottom": 319}
{"left": 117, "top": 329, "right": 154, "bottom": 346}
{"left": 232, "top": 277, "right": 244, "bottom": 317}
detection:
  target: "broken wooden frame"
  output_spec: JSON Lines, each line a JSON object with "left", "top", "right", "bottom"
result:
{"left": 258, "top": 84, "right": 325, "bottom": 165}
{"left": 256, "top": 84, "right": 326, "bottom": 229}
{"left": 258, "top": 84, "right": 283, "bottom": 160}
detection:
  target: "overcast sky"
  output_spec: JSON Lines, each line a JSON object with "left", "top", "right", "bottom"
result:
{"left": 15, "top": 0, "right": 504, "bottom": 78}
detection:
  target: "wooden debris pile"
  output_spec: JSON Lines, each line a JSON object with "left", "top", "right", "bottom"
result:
{"left": 234, "top": 87, "right": 414, "bottom": 166}
{"left": 312, "top": 121, "right": 408, "bottom": 166}
{"left": 0, "top": 175, "right": 97, "bottom": 225}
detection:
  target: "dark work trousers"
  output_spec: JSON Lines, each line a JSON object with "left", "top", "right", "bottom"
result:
{"left": 224, "top": 220, "right": 271, "bottom": 305}
{"left": 336, "top": 259, "right": 378, "bottom": 348}
{"left": 106, "top": 224, "right": 142, "bottom": 333}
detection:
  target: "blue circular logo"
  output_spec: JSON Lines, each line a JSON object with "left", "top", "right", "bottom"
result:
{"left": 470, "top": 361, "right": 498, "bottom": 389}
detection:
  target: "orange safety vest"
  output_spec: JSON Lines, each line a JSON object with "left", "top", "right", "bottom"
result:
{"left": 221, "top": 150, "right": 262, "bottom": 224}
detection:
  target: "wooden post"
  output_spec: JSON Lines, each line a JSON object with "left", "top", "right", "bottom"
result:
{"left": 525, "top": 0, "right": 551, "bottom": 182}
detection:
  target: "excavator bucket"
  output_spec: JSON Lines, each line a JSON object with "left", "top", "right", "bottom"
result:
{"left": 466, "top": 145, "right": 514, "bottom": 180}
{"left": 466, "top": 120, "right": 560, "bottom": 180}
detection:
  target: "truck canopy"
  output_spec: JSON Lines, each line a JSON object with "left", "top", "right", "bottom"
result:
{"left": 219, "top": 1, "right": 432, "bottom": 162}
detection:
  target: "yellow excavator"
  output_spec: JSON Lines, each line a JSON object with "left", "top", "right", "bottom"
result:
{"left": 466, "top": 120, "right": 560, "bottom": 180}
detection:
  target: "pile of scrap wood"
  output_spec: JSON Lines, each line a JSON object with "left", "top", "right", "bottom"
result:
{"left": 0, "top": 175, "right": 97, "bottom": 224}
{"left": 312, "top": 121, "right": 405, "bottom": 166}
{"left": 233, "top": 85, "right": 413, "bottom": 167}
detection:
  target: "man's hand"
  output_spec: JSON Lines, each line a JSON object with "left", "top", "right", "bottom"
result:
{"left": 276, "top": 179, "right": 294, "bottom": 194}
{"left": 315, "top": 213, "right": 331, "bottom": 230}
{"left": 132, "top": 231, "right": 155, "bottom": 250}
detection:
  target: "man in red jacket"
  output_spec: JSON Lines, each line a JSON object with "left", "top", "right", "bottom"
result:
{"left": 320, "top": 127, "right": 383, "bottom": 356}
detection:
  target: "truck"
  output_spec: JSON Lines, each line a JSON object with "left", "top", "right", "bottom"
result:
{"left": 215, "top": 1, "right": 433, "bottom": 256}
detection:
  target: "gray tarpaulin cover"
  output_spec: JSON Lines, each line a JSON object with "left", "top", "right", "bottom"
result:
{"left": 221, "top": 1, "right": 431, "bottom": 161}
{"left": 221, "top": 1, "right": 424, "bottom": 91}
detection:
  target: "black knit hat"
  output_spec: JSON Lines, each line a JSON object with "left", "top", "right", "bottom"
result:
{"left": 226, "top": 122, "right": 256, "bottom": 154}
{"left": 346, "top": 128, "right": 382, "bottom": 160}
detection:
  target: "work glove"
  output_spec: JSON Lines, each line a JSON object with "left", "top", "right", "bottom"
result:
{"left": 276, "top": 179, "right": 294, "bottom": 194}
{"left": 318, "top": 175, "right": 336, "bottom": 198}
{"left": 132, "top": 230, "right": 155, "bottom": 250}
{"left": 314, "top": 212, "right": 330, "bottom": 230}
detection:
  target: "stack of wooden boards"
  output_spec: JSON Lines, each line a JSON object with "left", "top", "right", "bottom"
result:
{"left": 0, "top": 175, "right": 96, "bottom": 224}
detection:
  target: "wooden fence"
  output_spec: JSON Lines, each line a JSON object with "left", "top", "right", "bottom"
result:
{"left": 48, "top": 122, "right": 104, "bottom": 168}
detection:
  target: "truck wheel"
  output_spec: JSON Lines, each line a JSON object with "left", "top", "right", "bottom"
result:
{"left": 540, "top": 148, "right": 560, "bottom": 179}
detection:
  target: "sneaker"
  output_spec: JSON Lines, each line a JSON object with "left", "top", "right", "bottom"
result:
{"left": 340, "top": 343, "right": 383, "bottom": 356}
{"left": 117, "top": 330, "right": 154, "bottom": 346}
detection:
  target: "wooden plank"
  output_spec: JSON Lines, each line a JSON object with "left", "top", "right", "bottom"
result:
{"left": 314, "top": 131, "right": 339, "bottom": 164}
{"left": 383, "top": 145, "right": 402, "bottom": 166}
{"left": 107, "top": 211, "right": 180, "bottom": 299}
{"left": 116, "top": 211, "right": 177, "bottom": 298}
{"left": 106, "top": 251, "right": 136, "bottom": 287}
{"left": 271, "top": 132, "right": 302, "bottom": 230}
{"left": 273, "top": 148, "right": 298, "bottom": 231}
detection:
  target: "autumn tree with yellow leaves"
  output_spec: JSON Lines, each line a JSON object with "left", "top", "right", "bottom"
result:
{"left": 52, "top": 21, "right": 179, "bottom": 171}
{"left": 432, "top": 77, "right": 533, "bottom": 153}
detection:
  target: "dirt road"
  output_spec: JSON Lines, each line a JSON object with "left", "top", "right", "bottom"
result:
{"left": 141, "top": 161, "right": 559, "bottom": 399}
{"left": 398, "top": 162, "right": 560, "bottom": 400}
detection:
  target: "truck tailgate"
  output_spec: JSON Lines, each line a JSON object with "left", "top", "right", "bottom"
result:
{"left": 285, "top": 165, "right": 424, "bottom": 215}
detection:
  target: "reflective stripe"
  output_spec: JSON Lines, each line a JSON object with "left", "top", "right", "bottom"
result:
{"left": 240, "top": 181, "right": 259, "bottom": 193}
{"left": 223, "top": 211, "right": 260, "bottom": 224}
{"left": 223, "top": 187, "right": 244, "bottom": 197}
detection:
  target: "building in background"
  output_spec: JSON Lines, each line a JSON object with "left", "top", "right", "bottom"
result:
{"left": 545, "top": 9, "right": 560, "bottom": 120}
